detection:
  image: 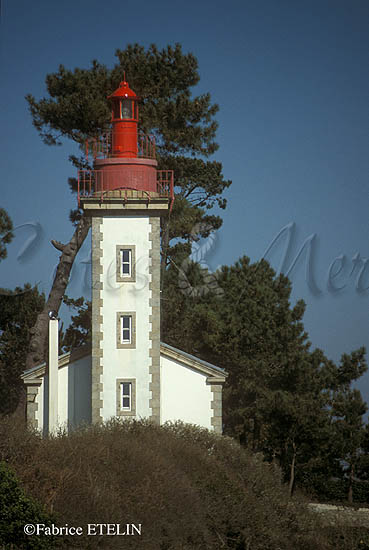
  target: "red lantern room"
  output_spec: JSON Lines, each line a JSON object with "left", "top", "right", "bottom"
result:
{"left": 108, "top": 79, "right": 139, "bottom": 158}
{"left": 78, "top": 77, "right": 174, "bottom": 210}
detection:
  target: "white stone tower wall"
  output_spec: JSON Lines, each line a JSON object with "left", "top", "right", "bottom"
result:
{"left": 91, "top": 213, "right": 161, "bottom": 423}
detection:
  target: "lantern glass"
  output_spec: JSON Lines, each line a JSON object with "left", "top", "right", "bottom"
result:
{"left": 112, "top": 101, "right": 120, "bottom": 119}
{"left": 121, "top": 99, "right": 133, "bottom": 119}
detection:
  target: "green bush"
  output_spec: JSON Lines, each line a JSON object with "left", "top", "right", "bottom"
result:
{"left": 0, "top": 461, "right": 57, "bottom": 549}
{"left": 300, "top": 471, "right": 369, "bottom": 504}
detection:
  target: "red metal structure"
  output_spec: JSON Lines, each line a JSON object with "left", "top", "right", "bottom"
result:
{"left": 107, "top": 78, "right": 139, "bottom": 158}
{"left": 78, "top": 79, "right": 174, "bottom": 208}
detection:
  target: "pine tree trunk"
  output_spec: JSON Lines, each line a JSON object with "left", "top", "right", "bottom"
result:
{"left": 252, "top": 417, "right": 259, "bottom": 452}
{"left": 25, "top": 216, "right": 91, "bottom": 372}
{"left": 288, "top": 443, "right": 297, "bottom": 497}
{"left": 348, "top": 463, "right": 354, "bottom": 504}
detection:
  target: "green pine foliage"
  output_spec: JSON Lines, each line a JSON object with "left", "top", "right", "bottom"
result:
{"left": 0, "top": 461, "right": 56, "bottom": 549}
{"left": 0, "top": 208, "right": 13, "bottom": 262}
{"left": 0, "top": 285, "right": 45, "bottom": 414}
{"left": 328, "top": 350, "right": 368, "bottom": 503}
{"left": 161, "top": 255, "right": 369, "bottom": 501}
{"left": 60, "top": 295, "right": 91, "bottom": 353}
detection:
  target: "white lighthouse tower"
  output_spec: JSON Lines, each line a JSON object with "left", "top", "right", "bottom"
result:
{"left": 78, "top": 78, "right": 173, "bottom": 424}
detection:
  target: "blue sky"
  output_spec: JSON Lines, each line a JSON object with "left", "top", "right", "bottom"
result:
{"left": 1, "top": 0, "right": 368, "bottom": 397}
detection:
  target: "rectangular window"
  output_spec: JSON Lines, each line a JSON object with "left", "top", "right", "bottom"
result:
{"left": 116, "top": 378, "right": 136, "bottom": 416}
{"left": 121, "top": 382, "right": 132, "bottom": 411}
{"left": 117, "top": 311, "right": 136, "bottom": 349}
{"left": 121, "top": 99, "right": 133, "bottom": 119}
{"left": 116, "top": 245, "right": 135, "bottom": 283}
{"left": 121, "top": 249, "right": 131, "bottom": 278}
{"left": 121, "top": 315, "right": 132, "bottom": 344}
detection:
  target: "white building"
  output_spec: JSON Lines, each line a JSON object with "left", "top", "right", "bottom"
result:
{"left": 22, "top": 78, "right": 226, "bottom": 434}
{"left": 22, "top": 342, "right": 226, "bottom": 434}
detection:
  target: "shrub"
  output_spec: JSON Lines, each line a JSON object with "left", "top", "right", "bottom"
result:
{"left": 0, "top": 460, "right": 57, "bottom": 549}
{"left": 0, "top": 416, "right": 368, "bottom": 549}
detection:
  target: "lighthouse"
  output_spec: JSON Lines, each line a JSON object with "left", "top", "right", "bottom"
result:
{"left": 22, "top": 79, "right": 226, "bottom": 434}
{"left": 78, "top": 78, "right": 173, "bottom": 424}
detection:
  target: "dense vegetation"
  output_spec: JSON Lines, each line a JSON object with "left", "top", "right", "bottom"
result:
{"left": 162, "top": 256, "right": 369, "bottom": 503}
{"left": 0, "top": 460, "right": 55, "bottom": 549}
{"left": 0, "top": 285, "right": 45, "bottom": 415}
{"left": 1, "top": 417, "right": 368, "bottom": 550}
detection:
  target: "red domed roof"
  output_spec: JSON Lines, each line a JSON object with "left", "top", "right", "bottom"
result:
{"left": 107, "top": 80, "right": 138, "bottom": 100}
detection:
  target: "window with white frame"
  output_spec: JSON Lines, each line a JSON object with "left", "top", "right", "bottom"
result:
{"left": 120, "top": 248, "right": 131, "bottom": 277}
{"left": 116, "top": 378, "right": 136, "bottom": 416}
{"left": 116, "top": 245, "right": 135, "bottom": 283}
{"left": 117, "top": 311, "right": 136, "bottom": 349}
{"left": 121, "top": 382, "right": 132, "bottom": 410}
{"left": 121, "top": 315, "right": 132, "bottom": 344}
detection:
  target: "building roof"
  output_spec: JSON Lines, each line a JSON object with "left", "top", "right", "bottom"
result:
{"left": 160, "top": 342, "right": 226, "bottom": 374}
{"left": 22, "top": 343, "right": 227, "bottom": 382}
{"left": 21, "top": 345, "right": 91, "bottom": 380}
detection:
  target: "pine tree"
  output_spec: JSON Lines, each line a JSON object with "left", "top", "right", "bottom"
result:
{"left": 162, "top": 256, "right": 311, "bottom": 446}
{"left": 24, "top": 43, "right": 231, "bottom": 375}
{"left": 161, "top": 254, "right": 369, "bottom": 499}
{"left": 60, "top": 295, "right": 91, "bottom": 352}
{"left": 329, "top": 348, "right": 368, "bottom": 503}
{"left": 0, "top": 208, "right": 13, "bottom": 262}
{"left": 0, "top": 285, "right": 45, "bottom": 414}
